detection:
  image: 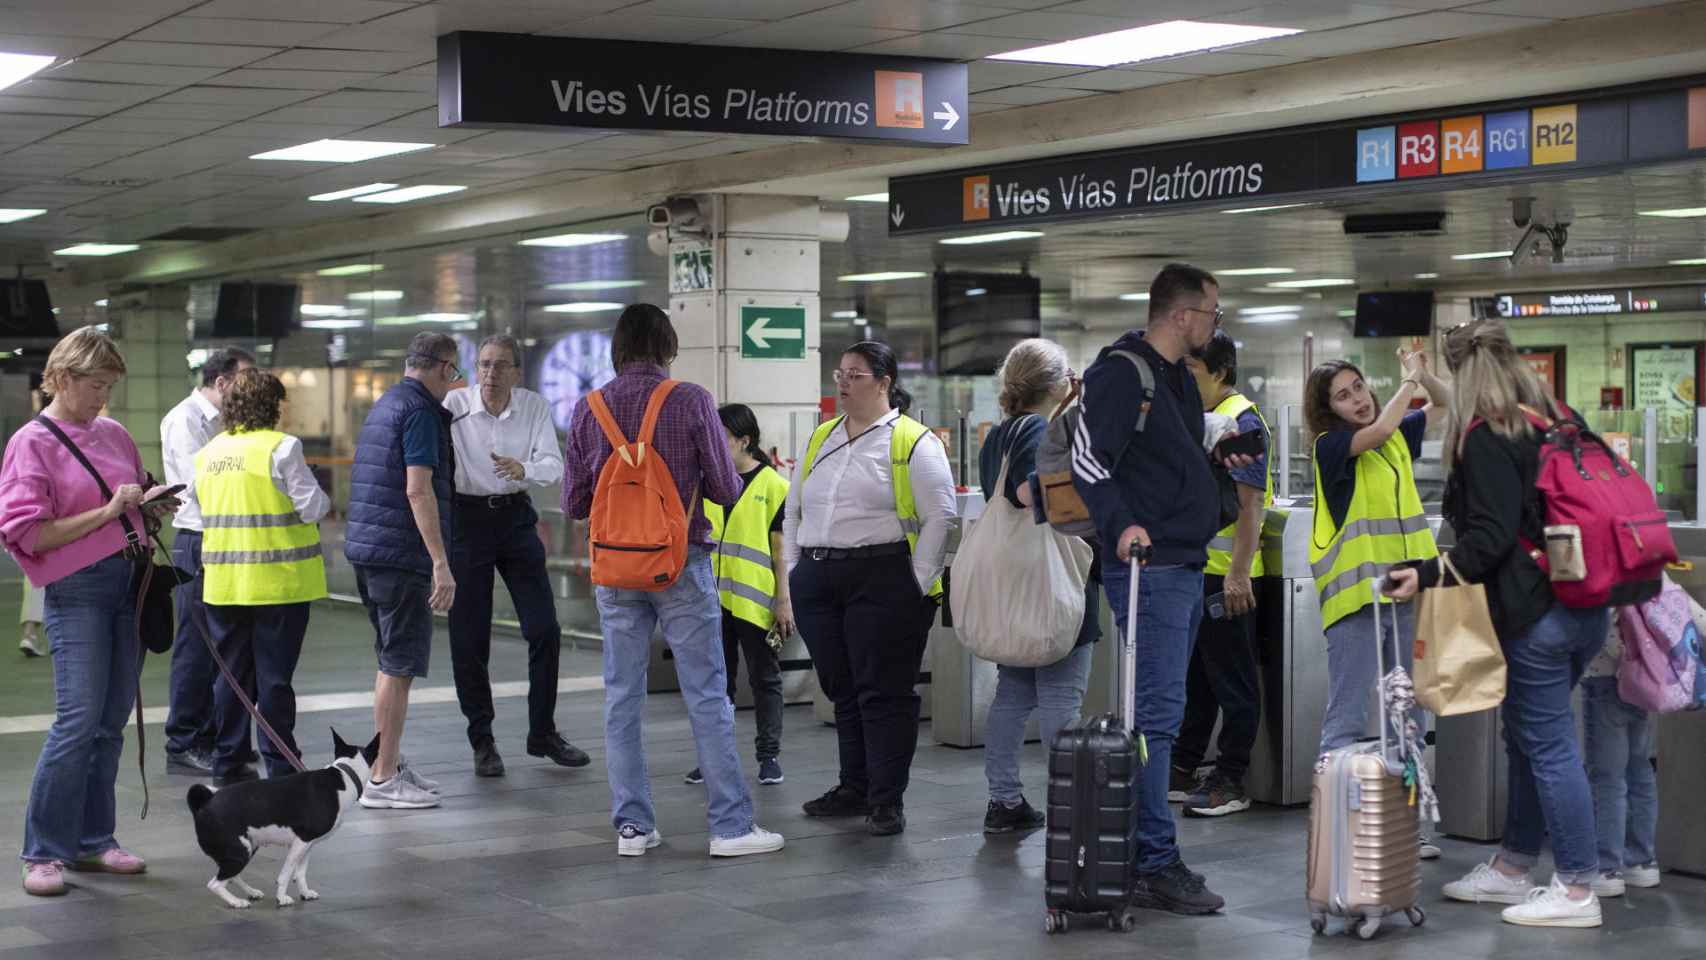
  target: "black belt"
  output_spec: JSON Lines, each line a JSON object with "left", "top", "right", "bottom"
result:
{"left": 803, "top": 542, "right": 910, "bottom": 562}
{"left": 455, "top": 492, "right": 530, "bottom": 510}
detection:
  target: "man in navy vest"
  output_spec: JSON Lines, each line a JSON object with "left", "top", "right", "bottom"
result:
{"left": 346, "top": 332, "right": 460, "bottom": 810}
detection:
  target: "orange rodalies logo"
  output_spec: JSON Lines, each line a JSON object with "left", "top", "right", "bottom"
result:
{"left": 875, "top": 71, "right": 924, "bottom": 129}
{"left": 962, "top": 175, "right": 990, "bottom": 221}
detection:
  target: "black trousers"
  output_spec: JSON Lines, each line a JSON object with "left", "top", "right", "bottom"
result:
{"left": 1175, "top": 573, "right": 1261, "bottom": 781}
{"left": 791, "top": 551, "right": 934, "bottom": 808}
{"left": 448, "top": 498, "right": 562, "bottom": 748}
{"left": 164, "top": 530, "right": 215, "bottom": 755}
{"left": 206, "top": 601, "right": 308, "bottom": 779}
{"left": 722, "top": 610, "right": 784, "bottom": 761}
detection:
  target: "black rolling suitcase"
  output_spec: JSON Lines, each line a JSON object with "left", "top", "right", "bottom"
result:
{"left": 1043, "top": 553, "right": 1147, "bottom": 935}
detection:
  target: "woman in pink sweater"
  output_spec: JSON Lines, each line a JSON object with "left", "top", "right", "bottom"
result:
{"left": 0, "top": 326, "right": 176, "bottom": 896}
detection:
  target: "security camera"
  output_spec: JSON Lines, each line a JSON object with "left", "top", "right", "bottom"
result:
{"left": 647, "top": 197, "right": 704, "bottom": 231}
{"left": 1510, "top": 222, "right": 1543, "bottom": 264}
{"left": 1511, "top": 197, "right": 1534, "bottom": 229}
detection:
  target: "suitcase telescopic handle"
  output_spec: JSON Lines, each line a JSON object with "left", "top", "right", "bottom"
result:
{"left": 1370, "top": 579, "right": 1396, "bottom": 766}
{"left": 1121, "top": 548, "right": 1149, "bottom": 734}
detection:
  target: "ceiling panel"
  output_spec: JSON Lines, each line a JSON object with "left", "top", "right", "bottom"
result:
{"left": 970, "top": 85, "right": 1103, "bottom": 105}
{"left": 215, "top": 69, "right": 387, "bottom": 90}
{"left": 709, "top": 21, "right": 916, "bottom": 51}
{"left": 809, "top": 0, "right": 1020, "bottom": 32}
{"left": 1131, "top": 51, "right": 1314, "bottom": 75}
{"left": 89, "top": 40, "right": 283, "bottom": 67}
{"left": 0, "top": 7, "right": 178, "bottom": 39}
{"left": 622, "top": 0, "right": 857, "bottom": 17}
{"left": 539, "top": 14, "right": 759, "bottom": 43}
{"left": 953, "top": 10, "right": 1158, "bottom": 41}
{"left": 348, "top": 73, "right": 438, "bottom": 94}
{"left": 0, "top": 95, "right": 113, "bottom": 116}
{"left": 0, "top": 31, "right": 109, "bottom": 58}
{"left": 1201, "top": 1, "right": 1451, "bottom": 31}
{"left": 186, "top": 0, "right": 416, "bottom": 23}
{"left": 851, "top": 31, "right": 1023, "bottom": 58}
{"left": 1050, "top": 0, "right": 1281, "bottom": 17}
{"left": 131, "top": 16, "right": 345, "bottom": 46}
{"left": 1459, "top": 0, "right": 1682, "bottom": 15}
{"left": 247, "top": 48, "right": 430, "bottom": 72}
{"left": 259, "top": 105, "right": 413, "bottom": 125}
{"left": 80, "top": 114, "right": 234, "bottom": 135}
{"left": 306, "top": 89, "right": 439, "bottom": 110}
{"left": 154, "top": 86, "right": 321, "bottom": 108}
{"left": 43, "top": 129, "right": 184, "bottom": 148}
{"left": 968, "top": 60, "right": 1090, "bottom": 91}
{"left": 39, "top": 61, "right": 229, "bottom": 86}
{"left": 1033, "top": 69, "right": 1198, "bottom": 91}
{"left": 7, "top": 78, "right": 174, "bottom": 105}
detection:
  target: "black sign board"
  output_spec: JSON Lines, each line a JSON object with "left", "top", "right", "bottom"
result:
{"left": 889, "top": 75, "right": 1706, "bottom": 234}
{"left": 1495, "top": 284, "right": 1706, "bottom": 319}
{"left": 438, "top": 31, "right": 969, "bottom": 147}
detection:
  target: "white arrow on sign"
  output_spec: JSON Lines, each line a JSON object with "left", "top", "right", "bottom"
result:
{"left": 746, "top": 315, "right": 804, "bottom": 350}
{"left": 891, "top": 204, "right": 906, "bottom": 227}
{"left": 933, "top": 101, "right": 959, "bottom": 131}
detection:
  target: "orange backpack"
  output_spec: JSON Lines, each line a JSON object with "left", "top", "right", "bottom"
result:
{"left": 585, "top": 381, "right": 689, "bottom": 591}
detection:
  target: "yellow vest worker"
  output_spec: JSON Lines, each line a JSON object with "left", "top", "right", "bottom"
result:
{"left": 706, "top": 465, "right": 790, "bottom": 631}
{"left": 1309, "top": 429, "right": 1437, "bottom": 630}
{"left": 1204, "top": 394, "right": 1274, "bottom": 579}
{"left": 196, "top": 428, "right": 327, "bottom": 606}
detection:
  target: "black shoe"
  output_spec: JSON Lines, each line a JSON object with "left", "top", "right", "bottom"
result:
{"left": 1167, "top": 765, "right": 1204, "bottom": 803}
{"left": 867, "top": 804, "right": 905, "bottom": 836}
{"left": 212, "top": 765, "right": 259, "bottom": 787}
{"left": 1131, "top": 860, "right": 1225, "bottom": 916}
{"left": 802, "top": 784, "right": 868, "bottom": 818}
{"left": 526, "top": 733, "right": 590, "bottom": 768}
{"left": 474, "top": 740, "right": 505, "bottom": 777}
{"left": 165, "top": 747, "right": 214, "bottom": 775}
{"left": 984, "top": 797, "right": 1046, "bottom": 835}
{"left": 1182, "top": 772, "right": 1252, "bottom": 819}
{"left": 683, "top": 767, "right": 704, "bottom": 785}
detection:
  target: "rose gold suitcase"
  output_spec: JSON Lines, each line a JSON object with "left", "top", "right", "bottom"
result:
{"left": 1306, "top": 584, "right": 1426, "bottom": 940}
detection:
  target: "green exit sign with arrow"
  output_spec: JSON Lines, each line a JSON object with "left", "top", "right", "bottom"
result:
{"left": 740, "top": 305, "right": 807, "bottom": 360}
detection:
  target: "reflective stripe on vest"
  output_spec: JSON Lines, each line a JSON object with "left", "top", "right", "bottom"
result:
{"left": 1204, "top": 393, "right": 1274, "bottom": 579}
{"left": 195, "top": 429, "right": 327, "bottom": 606}
{"left": 705, "top": 465, "right": 790, "bottom": 631}
{"left": 1308, "top": 428, "right": 1438, "bottom": 629}
{"left": 799, "top": 414, "right": 943, "bottom": 599}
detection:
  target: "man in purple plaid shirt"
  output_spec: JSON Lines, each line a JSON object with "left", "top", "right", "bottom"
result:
{"left": 561, "top": 303, "right": 785, "bottom": 860}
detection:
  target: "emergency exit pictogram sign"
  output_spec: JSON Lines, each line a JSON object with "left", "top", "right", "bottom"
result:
{"left": 740, "top": 306, "right": 806, "bottom": 360}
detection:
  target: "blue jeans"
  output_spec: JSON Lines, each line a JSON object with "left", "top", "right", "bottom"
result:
{"left": 1102, "top": 561, "right": 1202, "bottom": 874}
{"left": 1321, "top": 600, "right": 1420, "bottom": 753}
{"left": 1581, "top": 676, "right": 1658, "bottom": 872}
{"left": 985, "top": 645, "right": 1094, "bottom": 806}
{"left": 164, "top": 530, "right": 215, "bottom": 755}
{"left": 596, "top": 547, "right": 754, "bottom": 840}
{"left": 22, "top": 554, "right": 140, "bottom": 864}
{"left": 1498, "top": 604, "right": 1607, "bottom": 884}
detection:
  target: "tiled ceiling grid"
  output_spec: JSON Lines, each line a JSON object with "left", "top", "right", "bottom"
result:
{"left": 0, "top": 0, "right": 1684, "bottom": 269}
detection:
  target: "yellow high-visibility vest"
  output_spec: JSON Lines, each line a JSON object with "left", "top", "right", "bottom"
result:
{"left": 799, "top": 414, "right": 944, "bottom": 599}
{"left": 195, "top": 429, "right": 327, "bottom": 606}
{"left": 706, "top": 465, "right": 790, "bottom": 630}
{"left": 1205, "top": 393, "right": 1274, "bottom": 579}
{"left": 1309, "top": 428, "right": 1437, "bottom": 629}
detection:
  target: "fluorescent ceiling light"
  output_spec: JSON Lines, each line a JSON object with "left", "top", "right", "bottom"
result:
{"left": 1239, "top": 305, "right": 1301, "bottom": 315}
{"left": 1222, "top": 202, "right": 1316, "bottom": 214}
{"left": 55, "top": 243, "right": 138, "bottom": 256}
{"left": 1337, "top": 308, "right": 1357, "bottom": 318}
{"left": 1217, "top": 267, "right": 1295, "bottom": 276}
{"left": 519, "top": 232, "right": 626, "bottom": 248}
{"left": 353, "top": 184, "right": 466, "bottom": 204}
{"left": 1638, "top": 207, "right": 1706, "bottom": 218}
{"left": 0, "top": 53, "right": 54, "bottom": 93}
{"left": 831, "top": 310, "right": 860, "bottom": 318}
{"left": 846, "top": 193, "right": 889, "bottom": 203}
{"left": 1119, "top": 292, "right": 1151, "bottom": 301}
{"left": 1414, "top": 272, "right": 1440, "bottom": 279}
{"left": 251, "top": 139, "right": 434, "bottom": 163}
{"left": 966, "top": 287, "right": 987, "bottom": 296}
{"left": 316, "top": 263, "right": 382, "bottom": 277}
{"left": 300, "top": 304, "right": 365, "bottom": 317}
{"left": 838, "top": 271, "right": 928, "bottom": 282}
{"left": 1452, "top": 250, "right": 1513, "bottom": 261}
{"left": 989, "top": 20, "right": 1300, "bottom": 67}
{"left": 1670, "top": 258, "right": 1706, "bottom": 265}
{"left": 1239, "top": 313, "right": 1298, "bottom": 324}
{"left": 347, "top": 290, "right": 404, "bottom": 301}
{"left": 939, "top": 230, "right": 1044, "bottom": 245}
{"left": 1268, "top": 278, "right": 1355, "bottom": 288}
{"left": 373, "top": 313, "right": 471, "bottom": 326}
{"left": 416, "top": 312, "right": 470, "bottom": 323}
{"left": 0, "top": 208, "right": 46, "bottom": 224}
{"left": 546, "top": 279, "right": 645, "bottom": 291}
{"left": 308, "top": 183, "right": 398, "bottom": 202}
{"left": 300, "top": 318, "right": 366, "bottom": 330}
{"left": 94, "top": 299, "right": 108, "bottom": 307}
{"left": 543, "top": 302, "right": 626, "bottom": 314}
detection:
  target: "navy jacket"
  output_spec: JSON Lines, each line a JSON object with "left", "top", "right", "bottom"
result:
{"left": 1071, "top": 332, "right": 1219, "bottom": 567}
{"left": 345, "top": 377, "right": 454, "bottom": 574}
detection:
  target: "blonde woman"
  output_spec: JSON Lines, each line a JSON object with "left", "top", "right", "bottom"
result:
{"left": 1385, "top": 320, "right": 1609, "bottom": 928}
{"left": 0, "top": 326, "right": 177, "bottom": 895}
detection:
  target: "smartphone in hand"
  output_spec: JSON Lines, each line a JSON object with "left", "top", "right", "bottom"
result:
{"left": 144, "top": 483, "right": 186, "bottom": 504}
{"left": 1212, "top": 430, "right": 1265, "bottom": 461}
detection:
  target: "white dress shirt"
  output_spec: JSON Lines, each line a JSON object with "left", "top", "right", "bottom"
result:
{"left": 269, "top": 435, "right": 332, "bottom": 525}
{"left": 782, "top": 409, "right": 956, "bottom": 594}
{"left": 443, "top": 386, "right": 564, "bottom": 496}
{"left": 160, "top": 389, "right": 221, "bottom": 532}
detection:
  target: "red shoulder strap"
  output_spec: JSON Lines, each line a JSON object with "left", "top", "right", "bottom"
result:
{"left": 1516, "top": 403, "right": 1554, "bottom": 431}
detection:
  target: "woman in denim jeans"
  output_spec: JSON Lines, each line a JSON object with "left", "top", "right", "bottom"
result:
{"left": 0, "top": 326, "right": 178, "bottom": 896}
{"left": 1580, "top": 616, "right": 1662, "bottom": 897}
{"left": 1385, "top": 320, "right": 1609, "bottom": 928}
{"left": 975, "top": 339, "right": 1102, "bottom": 834}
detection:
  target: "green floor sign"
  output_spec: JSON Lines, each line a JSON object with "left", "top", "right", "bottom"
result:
{"left": 740, "top": 305, "right": 806, "bottom": 360}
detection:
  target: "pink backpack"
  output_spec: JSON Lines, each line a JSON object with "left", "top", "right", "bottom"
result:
{"left": 1616, "top": 578, "right": 1699, "bottom": 713}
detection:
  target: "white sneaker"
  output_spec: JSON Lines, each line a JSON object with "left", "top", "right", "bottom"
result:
{"left": 1590, "top": 871, "right": 1625, "bottom": 898}
{"left": 1442, "top": 858, "right": 1535, "bottom": 905}
{"left": 397, "top": 757, "right": 440, "bottom": 794}
{"left": 19, "top": 634, "right": 43, "bottom": 657}
{"left": 1501, "top": 877, "right": 1602, "bottom": 928}
{"left": 708, "top": 826, "right": 785, "bottom": 858}
{"left": 359, "top": 774, "right": 441, "bottom": 809}
{"left": 617, "top": 824, "right": 661, "bottom": 857}
{"left": 1624, "top": 863, "right": 1661, "bottom": 888}
{"left": 1419, "top": 836, "right": 1441, "bottom": 860}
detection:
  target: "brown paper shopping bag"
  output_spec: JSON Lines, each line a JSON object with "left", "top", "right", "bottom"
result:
{"left": 1413, "top": 553, "right": 1506, "bottom": 716}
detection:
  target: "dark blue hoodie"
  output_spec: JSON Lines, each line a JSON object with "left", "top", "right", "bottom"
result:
{"left": 1070, "top": 331, "right": 1219, "bottom": 567}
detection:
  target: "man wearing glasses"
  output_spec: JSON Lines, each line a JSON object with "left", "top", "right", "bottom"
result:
{"left": 443, "top": 335, "right": 590, "bottom": 777}
{"left": 345, "top": 332, "right": 462, "bottom": 809}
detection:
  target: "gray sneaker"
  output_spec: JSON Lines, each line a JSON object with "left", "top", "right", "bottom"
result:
{"left": 397, "top": 757, "right": 440, "bottom": 794}
{"left": 360, "top": 773, "right": 440, "bottom": 809}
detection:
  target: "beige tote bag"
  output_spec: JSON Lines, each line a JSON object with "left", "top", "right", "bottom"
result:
{"left": 1413, "top": 553, "right": 1506, "bottom": 716}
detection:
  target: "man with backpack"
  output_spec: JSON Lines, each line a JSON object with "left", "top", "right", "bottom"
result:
{"left": 561, "top": 303, "right": 785, "bottom": 859}
{"left": 1071, "top": 263, "right": 1228, "bottom": 916}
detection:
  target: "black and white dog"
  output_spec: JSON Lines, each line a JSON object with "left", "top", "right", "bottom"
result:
{"left": 187, "top": 729, "right": 381, "bottom": 909}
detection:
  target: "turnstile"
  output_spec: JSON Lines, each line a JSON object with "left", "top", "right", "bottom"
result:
{"left": 1244, "top": 507, "right": 1330, "bottom": 807}
{"left": 1435, "top": 708, "right": 1508, "bottom": 841}
{"left": 1656, "top": 703, "right": 1706, "bottom": 875}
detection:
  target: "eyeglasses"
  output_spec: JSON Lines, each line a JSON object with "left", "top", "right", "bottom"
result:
{"left": 831, "top": 369, "right": 875, "bottom": 385}
{"left": 1184, "top": 305, "right": 1225, "bottom": 325}
{"left": 476, "top": 359, "right": 515, "bottom": 375}
{"left": 412, "top": 353, "right": 463, "bottom": 380}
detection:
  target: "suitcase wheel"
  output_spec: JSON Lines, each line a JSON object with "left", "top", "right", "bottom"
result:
{"left": 1356, "top": 916, "right": 1381, "bottom": 940}
{"left": 1406, "top": 906, "right": 1425, "bottom": 927}
{"left": 1110, "top": 908, "right": 1137, "bottom": 933}
{"left": 1044, "top": 911, "right": 1067, "bottom": 935}
{"left": 1309, "top": 913, "right": 1327, "bottom": 935}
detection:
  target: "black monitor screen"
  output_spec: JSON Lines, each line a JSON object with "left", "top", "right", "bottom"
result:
{"left": 935, "top": 272, "right": 1041, "bottom": 376}
{"left": 213, "top": 282, "right": 298, "bottom": 338}
{"left": 0, "top": 279, "right": 58, "bottom": 338}
{"left": 1354, "top": 290, "right": 1434, "bottom": 338}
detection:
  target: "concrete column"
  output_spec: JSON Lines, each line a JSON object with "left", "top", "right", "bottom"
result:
{"left": 106, "top": 285, "right": 190, "bottom": 484}
{"left": 671, "top": 194, "right": 823, "bottom": 464}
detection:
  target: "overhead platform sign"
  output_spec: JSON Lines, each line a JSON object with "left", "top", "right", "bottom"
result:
{"left": 438, "top": 31, "right": 968, "bottom": 146}
{"left": 888, "top": 77, "right": 1706, "bottom": 234}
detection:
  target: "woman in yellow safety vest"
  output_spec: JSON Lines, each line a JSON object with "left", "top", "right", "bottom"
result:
{"left": 1305, "top": 344, "right": 1448, "bottom": 768}
{"left": 194, "top": 369, "right": 329, "bottom": 784}
{"left": 684, "top": 403, "right": 792, "bottom": 789}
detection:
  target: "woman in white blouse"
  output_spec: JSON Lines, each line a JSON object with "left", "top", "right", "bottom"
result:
{"left": 783, "top": 341, "right": 956, "bottom": 837}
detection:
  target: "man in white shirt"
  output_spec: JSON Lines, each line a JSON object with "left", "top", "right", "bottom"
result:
{"left": 158, "top": 346, "right": 253, "bottom": 776}
{"left": 444, "top": 335, "right": 589, "bottom": 777}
